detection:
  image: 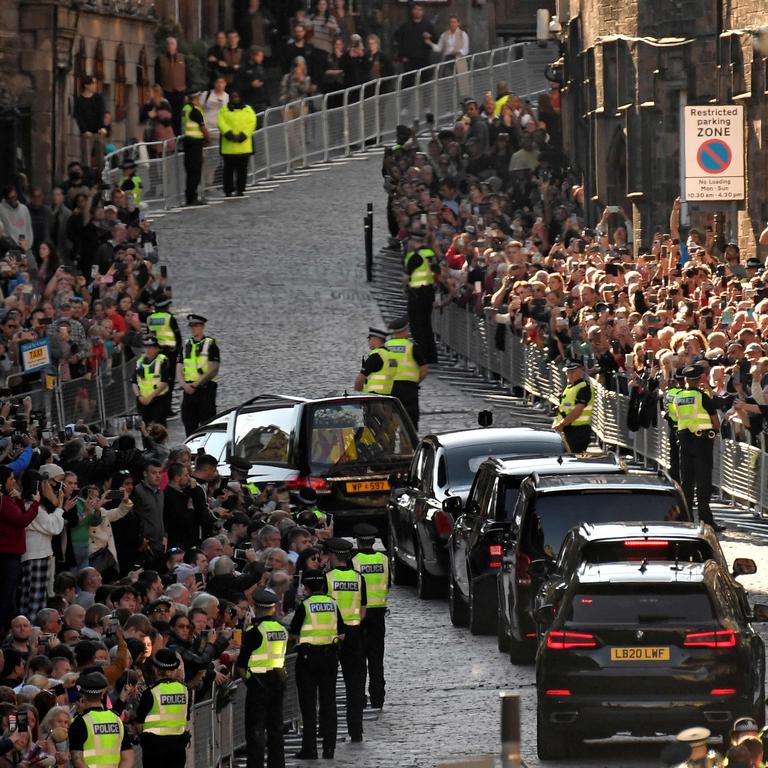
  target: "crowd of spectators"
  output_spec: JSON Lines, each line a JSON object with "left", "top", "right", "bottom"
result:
{"left": 382, "top": 77, "right": 768, "bottom": 448}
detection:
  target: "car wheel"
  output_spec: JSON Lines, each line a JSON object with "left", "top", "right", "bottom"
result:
{"left": 508, "top": 633, "right": 535, "bottom": 665}
{"left": 536, "top": 705, "right": 569, "bottom": 760}
{"left": 388, "top": 522, "right": 415, "bottom": 586}
{"left": 448, "top": 573, "right": 469, "bottom": 627}
{"left": 496, "top": 611, "right": 510, "bottom": 652}
{"left": 416, "top": 544, "right": 442, "bottom": 600}
{"left": 468, "top": 577, "right": 497, "bottom": 635}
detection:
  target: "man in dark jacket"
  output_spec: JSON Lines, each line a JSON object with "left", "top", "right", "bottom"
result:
{"left": 237, "top": 46, "right": 270, "bottom": 113}
{"left": 72, "top": 76, "right": 107, "bottom": 168}
{"left": 394, "top": 3, "right": 435, "bottom": 75}
{"left": 133, "top": 460, "right": 165, "bottom": 567}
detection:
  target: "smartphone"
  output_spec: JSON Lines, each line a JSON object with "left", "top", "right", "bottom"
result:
{"left": 664, "top": 298, "right": 674, "bottom": 311}
{"left": 705, "top": 315, "right": 714, "bottom": 330}
{"left": 160, "top": 265, "right": 168, "bottom": 279}
{"left": 721, "top": 309, "right": 733, "bottom": 326}
{"left": 645, "top": 351, "right": 655, "bottom": 365}
{"left": 606, "top": 206, "right": 620, "bottom": 213}
{"left": 16, "top": 712, "right": 27, "bottom": 734}
{"left": 419, "top": 213, "right": 427, "bottom": 227}
{"left": 473, "top": 281, "right": 482, "bottom": 294}
{"left": 624, "top": 353, "right": 634, "bottom": 369}
{"left": 91, "top": 265, "right": 99, "bottom": 279}
{"left": 8, "top": 714, "right": 16, "bottom": 733}
{"left": 233, "top": 548, "right": 248, "bottom": 560}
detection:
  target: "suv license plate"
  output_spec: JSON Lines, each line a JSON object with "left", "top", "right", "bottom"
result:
{"left": 610, "top": 647, "right": 670, "bottom": 661}
{"left": 345, "top": 480, "right": 390, "bottom": 493}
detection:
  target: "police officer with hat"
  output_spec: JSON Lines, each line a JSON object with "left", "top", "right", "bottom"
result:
{"left": 354, "top": 327, "right": 394, "bottom": 395}
{"left": 289, "top": 569, "right": 345, "bottom": 760}
{"left": 351, "top": 523, "right": 389, "bottom": 711}
{"left": 181, "top": 90, "right": 210, "bottom": 206}
{"left": 118, "top": 159, "right": 143, "bottom": 212}
{"left": 68, "top": 671, "right": 133, "bottom": 768}
{"left": 132, "top": 335, "right": 173, "bottom": 426}
{"left": 325, "top": 537, "right": 367, "bottom": 743}
{"left": 730, "top": 716, "right": 765, "bottom": 749}
{"left": 177, "top": 314, "right": 221, "bottom": 436}
{"left": 663, "top": 369, "right": 686, "bottom": 482}
{"left": 135, "top": 649, "right": 189, "bottom": 768}
{"left": 403, "top": 229, "right": 438, "bottom": 364}
{"left": 674, "top": 726, "right": 723, "bottom": 767}
{"left": 553, "top": 360, "right": 594, "bottom": 453}
{"left": 236, "top": 589, "right": 289, "bottom": 768}
{"left": 230, "top": 456, "right": 262, "bottom": 501}
{"left": 674, "top": 363, "right": 724, "bottom": 532}
{"left": 147, "top": 296, "right": 182, "bottom": 419}
{"left": 294, "top": 487, "right": 324, "bottom": 523}
{"left": 384, "top": 316, "right": 429, "bottom": 430}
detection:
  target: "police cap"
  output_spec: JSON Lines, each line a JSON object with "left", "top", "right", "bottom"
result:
{"left": 563, "top": 360, "right": 583, "bottom": 372}
{"left": 732, "top": 716, "right": 760, "bottom": 735}
{"left": 153, "top": 297, "right": 172, "bottom": 309}
{"left": 296, "top": 487, "right": 317, "bottom": 506}
{"left": 302, "top": 568, "right": 326, "bottom": 587}
{"left": 120, "top": 160, "right": 136, "bottom": 170}
{"left": 323, "top": 538, "right": 353, "bottom": 556}
{"left": 746, "top": 257, "right": 763, "bottom": 269}
{"left": 672, "top": 368, "right": 685, "bottom": 381}
{"left": 675, "top": 726, "right": 711, "bottom": 748}
{"left": 251, "top": 589, "right": 278, "bottom": 608}
{"left": 388, "top": 316, "right": 409, "bottom": 333}
{"left": 151, "top": 648, "right": 181, "bottom": 670}
{"left": 353, "top": 523, "right": 378, "bottom": 541}
{"left": 78, "top": 671, "right": 109, "bottom": 696}
{"left": 187, "top": 313, "right": 207, "bottom": 327}
{"left": 367, "top": 327, "right": 387, "bottom": 341}
{"left": 143, "top": 335, "right": 160, "bottom": 347}
{"left": 682, "top": 363, "right": 705, "bottom": 380}
{"left": 229, "top": 456, "right": 252, "bottom": 475}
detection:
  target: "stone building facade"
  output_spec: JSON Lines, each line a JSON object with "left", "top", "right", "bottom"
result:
{"left": 556, "top": 0, "right": 768, "bottom": 256}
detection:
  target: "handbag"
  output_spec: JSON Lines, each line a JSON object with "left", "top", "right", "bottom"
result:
{"left": 89, "top": 546, "right": 117, "bottom": 573}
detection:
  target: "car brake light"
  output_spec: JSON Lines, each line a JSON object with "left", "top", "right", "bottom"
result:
{"left": 285, "top": 476, "right": 330, "bottom": 493}
{"left": 489, "top": 544, "right": 502, "bottom": 568}
{"left": 517, "top": 552, "right": 531, "bottom": 587}
{"left": 545, "top": 689, "right": 571, "bottom": 696}
{"left": 546, "top": 631, "right": 598, "bottom": 649}
{"left": 684, "top": 630, "right": 737, "bottom": 648}
{"left": 710, "top": 688, "right": 737, "bottom": 696}
{"left": 624, "top": 539, "right": 669, "bottom": 548}
{"left": 434, "top": 510, "right": 454, "bottom": 537}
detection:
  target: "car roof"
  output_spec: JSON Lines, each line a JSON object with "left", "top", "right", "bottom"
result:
{"left": 492, "top": 453, "right": 623, "bottom": 477}
{"left": 575, "top": 560, "right": 721, "bottom": 585}
{"left": 427, "top": 427, "right": 563, "bottom": 450}
{"left": 571, "top": 521, "right": 713, "bottom": 542}
{"left": 527, "top": 472, "right": 678, "bottom": 493}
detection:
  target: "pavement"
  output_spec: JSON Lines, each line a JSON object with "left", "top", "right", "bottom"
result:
{"left": 156, "top": 153, "right": 768, "bottom": 767}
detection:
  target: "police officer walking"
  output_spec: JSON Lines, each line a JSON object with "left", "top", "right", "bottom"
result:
{"left": 325, "top": 538, "right": 367, "bottom": 743}
{"left": 177, "top": 314, "right": 221, "bottom": 436}
{"left": 663, "top": 370, "right": 685, "bottom": 482}
{"left": 236, "top": 589, "right": 289, "bottom": 768}
{"left": 553, "top": 360, "right": 593, "bottom": 453}
{"left": 403, "top": 232, "right": 438, "bottom": 363}
{"left": 68, "top": 671, "right": 133, "bottom": 768}
{"left": 289, "top": 569, "right": 346, "bottom": 760}
{"left": 132, "top": 336, "right": 172, "bottom": 426}
{"left": 135, "top": 649, "right": 189, "bottom": 768}
{"left": 181, "top": 90, "right": 210, "bottom": 206}
{"left": 674, "top": 364, "right": 724, "bottom": 532}
{"left": 384, "top": 316, "right": 429, "bottom": 431}
{"left": 354, "top": 327, "right": 394, "bottom": 394}
{"left": 352, "top": 523, "right": 389, "bottom": 711}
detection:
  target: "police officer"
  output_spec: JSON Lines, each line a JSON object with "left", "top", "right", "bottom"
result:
{"left": 730, "top": 716, "right": 766, "bottom": 750}
{"left": 147, "top": 296, "right": 182, "bottom": 416}
{"left": 229, "top": 456, "right": 262, "bottom": 501}
{"left": 177, "top": 314, "right": 221, "bottom": 436}
{"left": 384, "top": 316, "right": 429, "bottom": 430}
{"left": 135, "top": 649, "right": 189, "bottom": 768}
{"left": 352, "top": 523, "right": 389, "bottom": 711}
{"left": 325, "top": 537, "right": 367, "bottom": 743}
{"left": 674, "top": 364, "right": 724, "bottom": 532}
{"left": 289, "top": 569, "right": 346, "bottom": 760}
{"left": 663, "top": 369, "right": 686, "bottom": 482}
{"left": 181, "top": 90, "right": 210, "bottom": 206}
{"left": 118, "top": 159, "right": 143, "bottom": 212}
{"left": 553, "top": 360, "right": 594, "bottom": 453}
{"left": 132, "top": 336, "right": 172, "bottom": 426}
{"left": 674, "top": 726, "right": 723, "bottom": 767}
{"left": 354, "top": 327, "right": 394, "bottom": 394}
{"left": 295, "top": 487, "right": 324, "bottom": 522}
{"left": 404, "top": 231, "right": 438, "bottom": 363}
{"left": 68, "top": 671, "right": 133, "bottom": 768}
{"left": 236, "top": 589, "right": 289, "bottom": 768}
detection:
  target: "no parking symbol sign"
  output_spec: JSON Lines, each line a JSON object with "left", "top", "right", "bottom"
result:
{"left": 682, "top": 105, "right": 744, "bottom": 201}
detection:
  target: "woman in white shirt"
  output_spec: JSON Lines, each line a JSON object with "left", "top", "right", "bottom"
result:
{"left": 428, "top": 15, "right": 469, "bottom": 61}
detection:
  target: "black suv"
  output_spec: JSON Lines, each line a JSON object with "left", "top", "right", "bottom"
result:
{"left": 496, "top": 472, "right": 690, "bottom": 663}
{"left": 536, "top": 561, "right": 768, "bottom": 759}
{"left": 185, "top": 394, "right": 418, "bottom": 536}
{"left": 446, "top": 454, "right": 624, "bottom": 635}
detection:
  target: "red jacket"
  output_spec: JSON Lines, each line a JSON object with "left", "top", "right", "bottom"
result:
{"left": 0, "top": 496, "right": 39, "bottom": 555}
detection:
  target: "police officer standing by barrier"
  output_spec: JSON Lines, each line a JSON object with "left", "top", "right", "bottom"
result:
{"left": 289, "top": 569, "right": 345, "bottom": 760}
{"left": 403, "top": 231, "right": 438, "bottom": 364}
{"left": 135, "top": 649, "right": 189, "bottom": 768}
{"left": 178, "top": 314, "right": 221, "bottom": 436}
{"left": 674, "top": 364, "right": 724, "bottom": 532}
{"left": 236, "top": 589, "right": 289, "bottom": 768}
{"left": 352, "top": 523, "right": 389, "bottom": 711}
{"left": 118, "top": 159, "right": 143, "bottom": 213}
{"left": 385, "top": 317, "right": 429, "bottom": 431}
{"left": 147, "top": 296, "right": 182, "bottom": 418}
{"left": 325, "top": 538, "right": 367, "bottom": 744}
{"left": 181, "top": 90, "right": 210, "bottom": 206}
{"left": 132, "top": 336, "right": 172, "bottom": 426}
{"left": 553, "top": 360, "right": 594, "bottom": 453}
{"left": 68, "top": 671, "right": 133, "bottom": 768}
{"left": 663, "top": 370, "right": 685, "bottom": 482}
{"left": 354, "top": 327, "right": 394, "bottom": 394}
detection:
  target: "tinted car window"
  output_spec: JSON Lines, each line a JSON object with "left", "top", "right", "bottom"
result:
{"left": 581, "top": 539, "right": 714, "bottom": 564}
{"left": 522, "top": 491, "right": 684, "bottom": 560}
{"left": 234, "top": 406, "right": 297, "bottom": 465}
{"left": 498, "top": 478, "right": 524, "bottom": 522}
{"left": 307, "top": 401, "right": 416, "bottom": 475}
{"left": 566, "top": 586, "right": 714, "bottom": 625}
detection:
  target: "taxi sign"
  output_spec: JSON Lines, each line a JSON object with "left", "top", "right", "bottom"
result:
{"left": 20, "top": 338, "right": 51, "bottom": 373}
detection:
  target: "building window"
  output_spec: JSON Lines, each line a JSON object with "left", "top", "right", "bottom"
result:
{"left": 115, "top": 44, "right": 127, "bottom": 122}
{"left": 73, "top": 39, "right": 87, "bottom": 96}
{"left": 93, "top": 41, "right": 105, "bottom": 93}
{"left": 137, "top": 47, "right": 151, "bottom": 114}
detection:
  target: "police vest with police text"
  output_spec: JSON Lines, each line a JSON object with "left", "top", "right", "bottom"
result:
{"left": 674, "top": 388, "right": 713, "bottom": 433}
{"left": 363, "top": 347, "right": 394, "bottom": 394}
{"left": 299, "top": 594, "right": 338, "bottom": 645}
{"left": 326, "top": 568, "right": 363, "bottom": 626}
{"left": 147, "top": 312, "right": 176, "bottom": 350}
{"left": 557, "top": 380, "right": 593, "bottom": 427}
{"left": 183, "top": 337, "right": 218, "bottom": 384}
{"left": 143, "top": 680, "right": 188, "bottom": 737}
{"left": 81, "top": 709, "right": 124, "bottom": 768}
{"left": 136, "top": 354, "right": 168, "bottom": 398}
{"left": 384, "top": 337, "right": 420, "bottom": 383}
{"left": 246, "top": 619, "right": 287, "bottom": 675}
{"left": 352, "top": 551, "right": 389, "bottom": 608}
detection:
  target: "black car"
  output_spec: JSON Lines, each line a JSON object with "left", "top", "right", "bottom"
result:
{"left": 185, "top": 393, "right": 418, "bottom": 536}
{"left": 386, "top": 427, "right": 566, "bottom": 599}
{"left": 533, "top": 522, "right": 757, "bottom": 641}
{"left": 535, "top": 561, "right": 768, "bottom": 760}
{"left": 447, "top": 453, "right": 624, "bottom": 636}
{"left": 496, "top": 472, "right": 690, "bottom": 664}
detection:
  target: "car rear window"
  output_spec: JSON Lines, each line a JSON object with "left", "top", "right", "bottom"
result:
{"left": 234, "top": 406, "right": 298, "bottom": 465}
{"left": 567, "top": 586, "right": 714, "bottom": 625}
{"left": 522, "top": 491, "right": 685, "bottom": 559}
{"left": 582, "top": 539, "right": 714, "bottom": 564}
{"left": 307, "top": 401, "right": 416, "bottom": 475}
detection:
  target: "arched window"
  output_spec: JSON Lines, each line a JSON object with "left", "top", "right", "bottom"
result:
{"left": 93, "top": 40, "right": 104, "bottom": 93}
{"left": 114, "top": 43, "right": 127, "bottom": 121}
{"left": 73, "top": 38, "right": 87, "bottom": 96}
{"left": 137, "top": 47, "right": 151, "bottom": 113}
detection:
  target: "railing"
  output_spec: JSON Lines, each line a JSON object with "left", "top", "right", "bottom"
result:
{"left": 432, "top": 303, "right": 768, "bottom": 517}
{"left": 102, "top": 43, "right": 555, "bottom": 210}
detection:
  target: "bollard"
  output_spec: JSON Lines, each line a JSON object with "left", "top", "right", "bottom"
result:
{"left": 364, "top": 202, "right": 373, "bottom": 282}
{"left": 500, "top": 692, "right": 521, "bottom": 768}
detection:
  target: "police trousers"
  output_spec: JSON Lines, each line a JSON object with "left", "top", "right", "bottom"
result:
{"left": 296, "top": 644, "right": 338, "bottom": 755}
{"left": 138, "top": 395, "right": 168, "bottom": 427}
{"left": 139, "top": 733, "right": 187, "bottom": 768}
{"left": 184, "top": 140, "right": 204, "bottom": 204}
{"left": 562, "top": 424, "right": 592, "bottom": 453}
{"left": 181, "top": 383, "right": 217, "bottom": 436}
{"left": 392, "top": 381, "right": 419, "bottom": 432}
{"left": 678, "top": 431, "right": 715, "bottom": 526}
{"left": 339, "top": 627, "right": 365, "bottom": 741}
{"left": 362, "top": 607, "right": 386, "bottom": 708}
{"left": 667, "top": 421, "right": 680, "bottom": 482}
{"left": 245, "top": 671, "right": 285, "bottom": 768}
{"left": 407, "top": 285, "right": 437, "bottom": 364}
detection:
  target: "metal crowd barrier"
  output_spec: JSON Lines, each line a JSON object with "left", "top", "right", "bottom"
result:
{"left": 433, "top": 303, "right": 768, "bottom": 517}
{"left": 102, "top": 43, "right": 555, "bottom": 211}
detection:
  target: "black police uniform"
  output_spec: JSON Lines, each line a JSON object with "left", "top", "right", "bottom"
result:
{"left": 560, "top": 381, "right": 593, "bottom": 453}
{"left": 183, "top": 103, "right": 206, "bottom": 205}
{"left": 180, "top": 335, "right": 221, "bottom": 436}
{"left": 135, "top": 679, "right": 190, "bottom": 768}
{"left": 132, "top": 351, "right": 173, "bottom": 426}
{"left": 68, "top": 707, "right": 133, "bottom": 761}
{"left": 404, "top": 248, "right": 438, "bottom": 364}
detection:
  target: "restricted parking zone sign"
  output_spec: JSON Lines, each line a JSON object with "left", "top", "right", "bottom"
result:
{"left": 682, "top": 105, "right": 744, "bottom": 201}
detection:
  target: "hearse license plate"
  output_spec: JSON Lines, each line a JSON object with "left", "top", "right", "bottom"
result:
{"left": 610, "top": 647, "right": 670, "bottom": 661}
{"left": 345, "top": 480, "right": 390, "bottom": 493}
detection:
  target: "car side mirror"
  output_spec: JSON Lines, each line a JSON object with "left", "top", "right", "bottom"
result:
{"left": 528, "top": 559, "right": 554, "bottom": 579}
{"left": 533, "top": 604, "right": 555, "bottom": 624}
{"left": 752, "top": 603, "right": 768, "bottom": 622}
{"left": 732, "top": 557, "right": 757, "bottom": 577}
{"left": 442, "top": 496, "right": 463, "bottom": 515}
